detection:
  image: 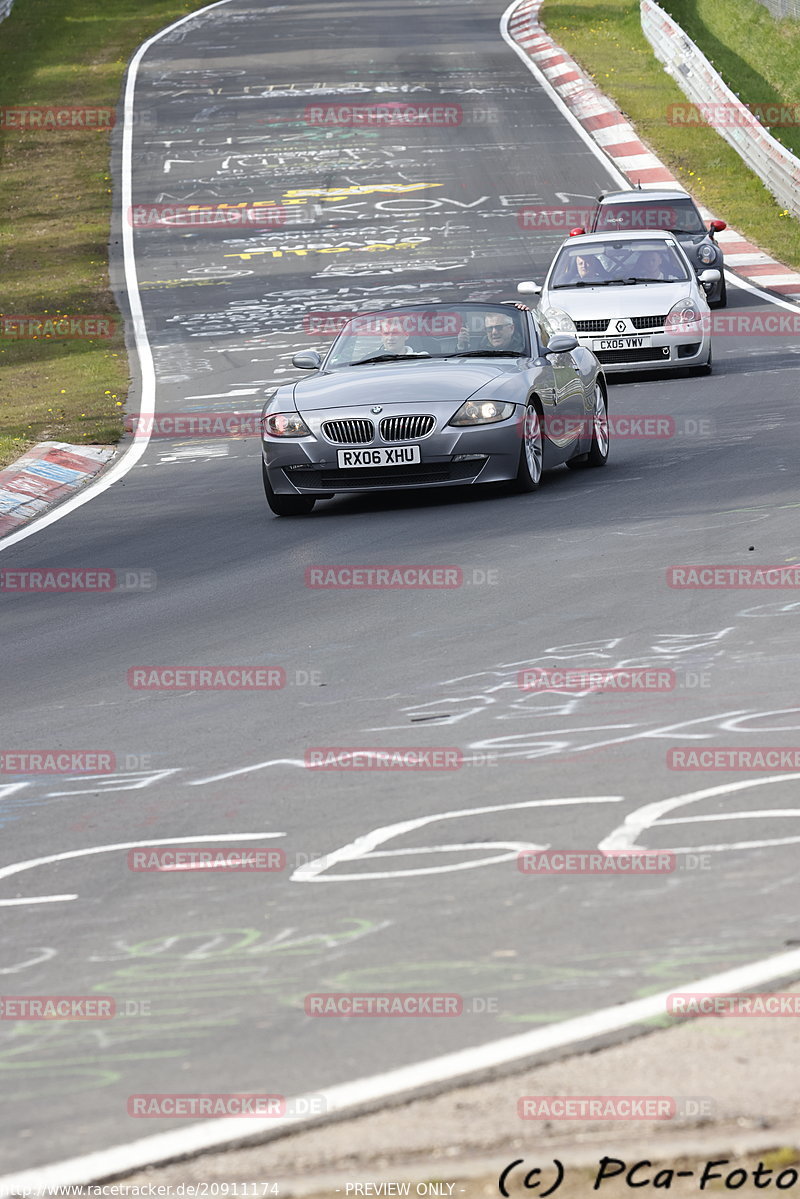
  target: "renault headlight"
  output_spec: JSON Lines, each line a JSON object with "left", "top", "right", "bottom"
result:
{"left": 543, "top": 307, "right": 577, "bottom": 335}
{"left": 665, "top": 299, "right": 707, "bottom": 338}
{"left": 666, "top": 299, "right": 701, "bottom": 327}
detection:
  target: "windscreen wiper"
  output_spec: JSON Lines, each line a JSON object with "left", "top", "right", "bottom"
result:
{"left": 353, "top": 352, "right": 431, "bottom": 365}
{"left": 446, "top": 349, "right": 522, "bottom": 357}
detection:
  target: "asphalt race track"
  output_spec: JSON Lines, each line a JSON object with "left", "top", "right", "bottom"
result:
{"left": 2, "top": 0, "right": 800, "bottom": 1177}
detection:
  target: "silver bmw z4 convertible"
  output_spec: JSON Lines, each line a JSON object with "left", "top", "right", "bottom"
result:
{"left": 260, "top": 302, "right": 609, "bottom": 516}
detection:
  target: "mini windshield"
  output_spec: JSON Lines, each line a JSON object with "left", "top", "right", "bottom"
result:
{"left": 595, "top": 198, "right": 706, "bottom": 235}
{"left": 324, "top": 304, "right": 531, "bottom": 370}
{"left": 550, "top": 239, "right": 690, "bottom": 288}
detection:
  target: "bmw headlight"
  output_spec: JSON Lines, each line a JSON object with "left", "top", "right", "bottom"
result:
{"left": 543, "top": 307, "right": 577, "bottom": 335}
{"left": 449, "top": 400, "right": 516, "bottom": 426}
{"left": 263, "top": 411, "right": 311, "bottom": 437}
{"left": 697, "top": 243, "right": 718, "bottom": 265}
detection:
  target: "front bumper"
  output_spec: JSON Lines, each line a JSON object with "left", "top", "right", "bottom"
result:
{"left": 579, "top": 328, "right": 710, "bottom": 374}
{"left": 262, "top": 402, "right": 524, "bottom": 495}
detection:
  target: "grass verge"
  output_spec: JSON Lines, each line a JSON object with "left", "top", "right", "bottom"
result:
{"left": 540, "top": 0, "right": 800, "bottom": 272}
{"left": 665, "top": 0, "right": 800, "bottom": 160}
{"left": 0, "top": 0, "right": 207, "bottom": 469}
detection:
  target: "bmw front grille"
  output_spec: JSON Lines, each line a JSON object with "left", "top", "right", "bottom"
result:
{"left": 380, "top": 414, "right": 436, "bottom": 441}
{"left": 321, "top": 418, "right": 375, "bottom": 444}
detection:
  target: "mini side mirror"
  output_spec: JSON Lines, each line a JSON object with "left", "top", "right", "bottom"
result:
{"left": 569, "top": 227, "right": 586, "bottom": 236}
{"left": 709, "top": 219, "right": 727, "bottom": 234}
{"left": 698, "top": 268, "right": 721, "bottom": 286}
{"left": 292, "top": 350, "right": 322, "bottom": 370}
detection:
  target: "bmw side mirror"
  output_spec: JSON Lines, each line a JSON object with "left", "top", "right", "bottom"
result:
{"left": 292, "top": 350, "right": 322, "bottom": 369}
{"left": 517, "top": 281, "right": 542, "bottom": 295}
{"left": 544, "top": 333, "right": 579, "bottom": 354}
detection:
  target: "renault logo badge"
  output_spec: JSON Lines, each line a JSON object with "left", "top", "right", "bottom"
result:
{"left": 615, "top": 319, "right": 626, "bottom": 332}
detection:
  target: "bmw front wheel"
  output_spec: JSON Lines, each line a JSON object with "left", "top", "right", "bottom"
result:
{"left": 514, "top": 400, "right": 543, "bottom": 492}
{"left": 567, "top": 381, "right": 609, "bottom": 470}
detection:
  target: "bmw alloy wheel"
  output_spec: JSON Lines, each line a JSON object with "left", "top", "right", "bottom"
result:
{"left": 514, "top": 401, "right": 543, "bottom": 492}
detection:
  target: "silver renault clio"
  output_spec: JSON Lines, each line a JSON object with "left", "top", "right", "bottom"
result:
{"left": 519, "top": 230, "right": 717, "bottom": 376}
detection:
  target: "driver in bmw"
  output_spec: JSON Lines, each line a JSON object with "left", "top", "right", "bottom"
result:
{"left": 456, "top": 303, "right": 528, "bottom": 352}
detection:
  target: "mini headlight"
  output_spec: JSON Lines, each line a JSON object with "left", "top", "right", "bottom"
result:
{"left": 449, "top": 400, "right": 516, "bottom": 426}
{"left": 697, "top": 243, "right": 717, "bottom": 265}
{"left": 263, "top": 411, "right": 311, "bottom": 437}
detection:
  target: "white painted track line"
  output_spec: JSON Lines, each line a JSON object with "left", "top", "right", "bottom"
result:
{"left": 4, "top": 947, "right": 800, "bottom": 1191}
{"left": 0, "top": 0, "right": 235, "bottom": 556}
{"left": 3, "top": 0, "right": 800, "bottom": 1188}
{"left": 501, "top": 0, "right": 800, "bottom": 315}
{"left": 0, "top": 0, "right": 792, "bottom": 558}
{"left": 499, "top": 0, "right": 629, "bottom": 190}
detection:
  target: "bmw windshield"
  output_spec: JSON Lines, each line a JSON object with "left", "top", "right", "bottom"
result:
{"left": 323, "top": 304, "right": 531, "bottom": 370}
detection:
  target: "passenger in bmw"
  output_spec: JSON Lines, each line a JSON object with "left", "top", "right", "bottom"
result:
{"left": 373, "top": 317, "right": 430, "bottom": 357}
